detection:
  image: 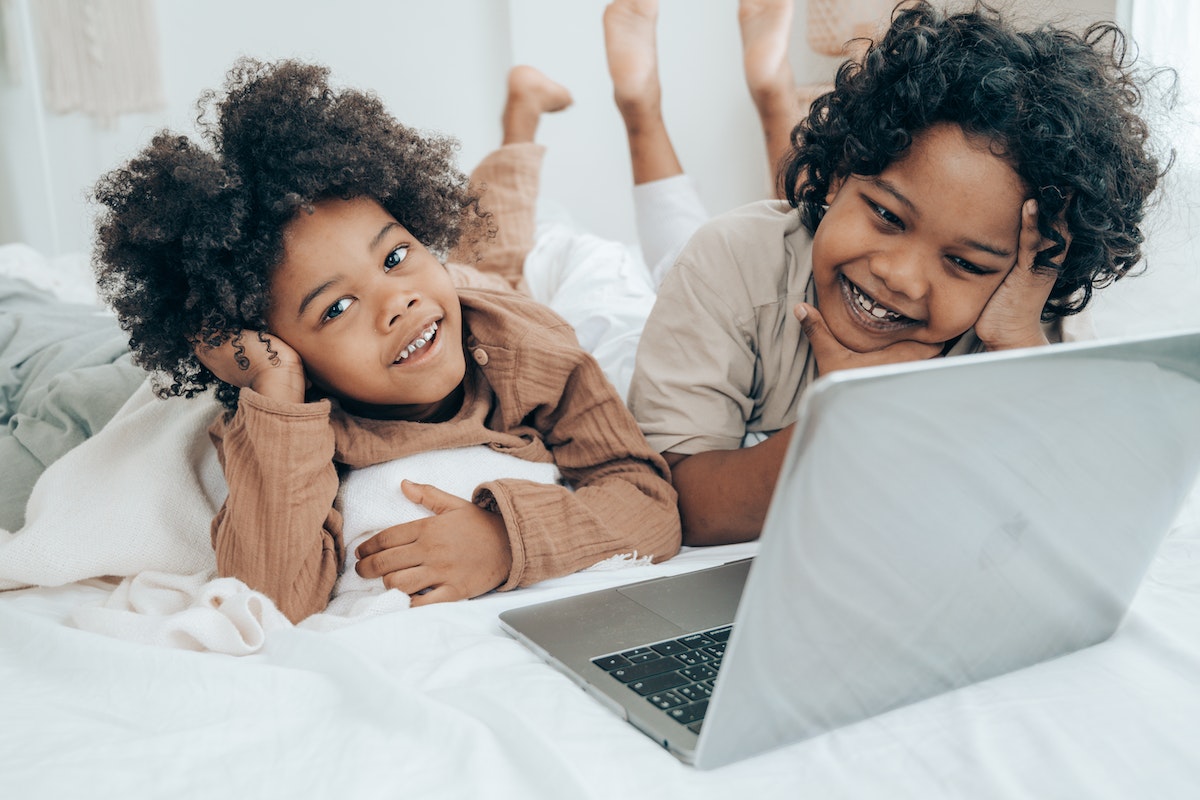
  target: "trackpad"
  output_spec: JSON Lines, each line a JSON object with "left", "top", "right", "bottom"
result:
{"left": 618, "top": 559, "right": 751, "bottom": 632}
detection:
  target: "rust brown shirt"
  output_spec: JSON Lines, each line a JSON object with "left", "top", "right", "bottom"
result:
{"left": 208, "top": 289, "right": 681, "bottom": 622}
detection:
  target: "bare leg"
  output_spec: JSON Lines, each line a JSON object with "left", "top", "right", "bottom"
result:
{"left": 739, "top": 0, "right": 818, "bottom": 197}
{"left": 502, "top": 65, "right": 573, "bottom": 145}
{"left": 448, "top": 67, "right": 572, "bottom": 290}
{"left": 604, "top": 0, "right": 683, "bottom": 185}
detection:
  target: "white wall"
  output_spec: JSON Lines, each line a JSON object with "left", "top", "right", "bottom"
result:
{"left": 0, "top": 0, "right": 1143, "bottom": 260}
{"left": 0, "top": 0, "right": 514, "bottom": 255}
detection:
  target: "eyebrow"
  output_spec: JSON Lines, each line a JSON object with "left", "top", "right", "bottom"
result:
{"left": 371, "top": 221, "right": 401, "bottom": 251}
{"left": 297, "top": 278, "right": 338, "bottom": 319}
{"left": 295, "top": 221, "right": 403, "bottom": 319}
{"left": 871, "top": 177, "right": 1014, "bottom": 259}
{"left": 873, "top": 177, "right": 918, "bottom": 215}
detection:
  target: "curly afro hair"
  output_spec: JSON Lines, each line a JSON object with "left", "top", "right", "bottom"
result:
{"left": 783, "top": 1, "right": 1168, "bottom": 321}
{"left": 93, "top": 58, "right": 488, "bottom": 408}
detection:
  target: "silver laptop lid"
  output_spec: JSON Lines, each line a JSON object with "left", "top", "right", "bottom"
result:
{"left": 695, "top": 329, "right": 1200, "bottom": 768}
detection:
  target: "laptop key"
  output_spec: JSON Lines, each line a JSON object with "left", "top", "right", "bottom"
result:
{"left": 619, "top": 647, "right": 659, "bottom": 664}
{"left": 677, "top": 683, "right": 712, "bottom": 702}
{"left": 647, "top": 690, "right": 688, "bottom": 710}
{"left": 706, "top": 626, "right": 733, "bottom": 642}
{"left": 668, "top": 699, "right": 709, "bottom": 725}
{"left": 679, "top": 664, "right": 718, "bottom": 682}
{"left": 592, "top": 654, "right": 632, "bottom": 671}
{"left": 677, "top": 633, "right": 715, "bottom": 649}
{"left": 629, "top": 670, "right": 688, "bottom": 695}
{"left": 610, "top": 656, "right": 684, "bottom": 683}
{"left": 675, "top": 649, "right": 715, "bottom": 666}
{"left": 650, "top": 640, "right": 689, "bottom": 656}
{"left": 687, "top": 720, "right": 704, "bottom": 734}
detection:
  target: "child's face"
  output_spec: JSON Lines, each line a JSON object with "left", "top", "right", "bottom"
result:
{"left": 810, "top": 122, "right": 1029, "bottom": 353}
{"left": 265, "top": 196, "right": 466, "bottom": 420}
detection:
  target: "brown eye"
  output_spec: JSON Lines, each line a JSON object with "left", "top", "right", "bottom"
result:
{"left": 384, "top": 245, "right": 409, "bottom": 271}
{"left": 324, "top": 298, "right": 353, "bottom": 321}
{"left": 871, "top": 202, "right": 903, "bottom": 228}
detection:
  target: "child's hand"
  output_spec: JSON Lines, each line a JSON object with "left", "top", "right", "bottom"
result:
{"left": 193, "top": 329, "right": 307, "bottom": 403}
{"left": 794, "top": 303, "right": 942, "bottom": 375}
{"left": 355, "top": 480, "right": 513, "bottom": 607}
{"left": 974, "top": 199, "right": 1066, "bottom": 351}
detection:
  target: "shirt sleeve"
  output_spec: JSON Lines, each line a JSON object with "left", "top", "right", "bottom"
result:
{"left": 627, "top": 239, "right": 760, "bottom": 456}
{"left": 208, "top": 389, "right": 343, "bottom": 623}
{"left": 473, "top": 350, "right": 682, "bottom": 591}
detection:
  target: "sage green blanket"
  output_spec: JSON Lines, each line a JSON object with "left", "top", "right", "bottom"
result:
{"left": 0, "top": 276, "right": 145, "bottom": 530}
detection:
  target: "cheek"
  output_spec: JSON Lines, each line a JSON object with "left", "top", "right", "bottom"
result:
{"left": 809, "top": 223, "right": 838, "bottom": 279}
{"left": 935, "top": 280, "right": 1004, "bottom": 333}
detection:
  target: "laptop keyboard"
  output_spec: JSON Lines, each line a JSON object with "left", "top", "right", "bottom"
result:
{"left": 591, "top": 625, "right": 732, "bottom": 734}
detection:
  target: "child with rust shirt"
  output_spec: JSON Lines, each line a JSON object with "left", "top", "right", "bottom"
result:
{"left": 92, "top": 60, "right": 680, "bottom": 622}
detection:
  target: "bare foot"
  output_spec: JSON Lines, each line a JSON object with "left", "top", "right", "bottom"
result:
{"left": 604, "top": 0, "right": 681, "bottom": 183}
{"left": 739, "top": 0, "right": 796, "bottom": 104}
{"left": 502, "top": 65, "right": 573, "bottom": 145}
{"left": 739, "top": 0, "right": 802, "bottom": 196}
{"left": 603, "top": 0, "right": 661, "bottom": 127}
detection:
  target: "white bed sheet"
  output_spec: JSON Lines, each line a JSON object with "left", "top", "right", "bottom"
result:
{"left": 4, "top": 186, "right": 1200, "bottom": 797}
{"left": 3, "top": 475, "right": 1200, "bottom": 799}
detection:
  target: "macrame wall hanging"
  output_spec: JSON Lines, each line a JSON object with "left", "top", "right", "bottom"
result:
{"left": 795, "top": 0, "right": 896, "bottom": 112}
{"left": 34, "top": 0, "right": 165, "bottom": 127}
{"left": 0, "top": 0, "right": 22, "bottom": 85}
{"left": 806, "top": 0, "right": 895, "bottom": 56}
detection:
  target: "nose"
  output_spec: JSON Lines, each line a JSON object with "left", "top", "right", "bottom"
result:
{"left": 870, "top": 245, "right": 930, "bottom": 301}
{"left": 376, "top": 280, "right": 419, "bottom": 332}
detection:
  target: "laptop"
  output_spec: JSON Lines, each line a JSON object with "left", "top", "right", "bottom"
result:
{"left": 499, "top": 328, "right": 1200, "bottom": 769}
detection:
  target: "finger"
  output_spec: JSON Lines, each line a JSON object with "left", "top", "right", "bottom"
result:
{"left": 1011, "top": 201, "right": 1059, "bottom": 298}
{"left": 796, "top": 303, "right": 939, "bottom": 368}
{"left": 400, "top": 480, "right": 471, "bottom": 516}
{"left": 356, "top": 541, "right": 425, "bottom": 578}
{"left": 356, "top": 523, "right": 419, "bottom": 560}
{"left": 376, "top": 565, "right": 437, "bottom": 595}
{"left": 1018, "top": 198, "right": 1070, "bottom": 273}
{"left": 794, "top": 302, "right": 849, "bottom": 364}
{"left": 408, "top": 584, "right": 465, "bottom": 607}
{"left": 1015, "top": 199, "right": 1044, "bottom": 270}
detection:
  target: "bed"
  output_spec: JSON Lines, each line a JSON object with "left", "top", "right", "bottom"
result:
{"left": 2, "top": 228, "right": 1200, "bottom": 798}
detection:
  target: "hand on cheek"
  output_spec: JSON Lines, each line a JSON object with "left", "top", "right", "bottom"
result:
{"left": 354, "top": 480, "right": 513, "bottom": 607}
{"left": 193, "top": 329, "right": 308, "bottom": 403}
{"left": 974, "top": 199, "right": 1065, "bottom": 351}
{"left": 794, "top": 303, "right": 941, "bottom": 376}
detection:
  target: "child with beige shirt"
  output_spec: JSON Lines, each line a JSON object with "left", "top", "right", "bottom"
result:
{"left": 623, "top": 0, "right": 1165, "bottom": 546}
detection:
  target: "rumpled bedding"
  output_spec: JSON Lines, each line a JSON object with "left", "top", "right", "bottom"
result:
{"left": 4, "top": 240, "right": 1200, "bottom": 797}
{"left": 0, "top": 266, "right": 144, "bottom": 531}
{"left": 1, "top": 372, "right": 638, "bottom": 654}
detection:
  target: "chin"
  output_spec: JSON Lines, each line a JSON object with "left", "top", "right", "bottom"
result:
{"left": 823, "top": 318, "right": 890, "bottom": 354}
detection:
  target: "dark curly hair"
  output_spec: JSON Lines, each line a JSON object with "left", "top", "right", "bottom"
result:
{"left": 783, "top": 1, "right": 1169, "bottom": 320}
{"left": 92, "top": 58, "right": 489, "bottom": 408}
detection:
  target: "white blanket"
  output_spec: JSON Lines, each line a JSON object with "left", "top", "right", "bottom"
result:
{"left": 0, "top": 381, "right": 227, "bottom": 589}
{"left": 5, "top": 201, "right": 1200, "bottom": 794}
{"left": 0, "top": 219, "right": 661, "bottom": 653}
{"left": 3, "top": 394, "right": 1200, "bottom": 794}
{"left": 0, "top": 379, "right": 587, "bottom": 653}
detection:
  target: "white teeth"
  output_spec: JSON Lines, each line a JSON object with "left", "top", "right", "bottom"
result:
{"left": 394, "top": 322, "right": 438, "bottom": 362}
{"left": 849, "top": 282, "right": 905, "bottom": 322}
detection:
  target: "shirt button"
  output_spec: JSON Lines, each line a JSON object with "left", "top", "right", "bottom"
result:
{"left": 472, "top": 347, "right": 489, "bottom": 366}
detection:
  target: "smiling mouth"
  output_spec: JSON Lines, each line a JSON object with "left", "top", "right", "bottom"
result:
{"left": 840, "top": 276, "right": 919, "bottom": 329}
{"left": 393, "top": 321, "right": 438, "bottom": 364}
